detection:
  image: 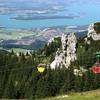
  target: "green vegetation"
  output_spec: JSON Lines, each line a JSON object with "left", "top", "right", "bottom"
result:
{"left": 44, "top": 37, "right": 62, "bottom": 56}
{"left": 8, "top": 48, "right": 32, "bottom": 53}
{"left": 94, "top": 22, "right": 100, "bottom": 33}
{"left": 76, "top": 37, "right": 100, "bottom": 68}
{"left": 0, "top": 34, "right": 100, "bottom": 99}
{"left": 42, "top": 89, "right": 100, "bottom": 100}
{"left": 0, "top": 47, "right": 32, "bottom": 53}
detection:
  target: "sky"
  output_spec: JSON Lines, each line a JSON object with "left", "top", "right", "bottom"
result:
{"left": 0, "top": 0, "right": 100, "bottom": 29}
{"left": 0, "top": 0, "right": 100, "bottom": 6}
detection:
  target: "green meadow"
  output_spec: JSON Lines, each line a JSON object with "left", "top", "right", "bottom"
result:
{"left": 42, "top": 89, "right": 100, "bottom": 100}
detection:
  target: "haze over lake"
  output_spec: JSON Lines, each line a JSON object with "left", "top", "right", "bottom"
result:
{"left": 0, "top": 0, "right": 100, "bottom": 29}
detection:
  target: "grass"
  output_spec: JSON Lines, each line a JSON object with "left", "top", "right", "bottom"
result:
{"left": 42, "top": 89, "right": 100, "bottom": 100}
{"left": 8, "top": 48, "right": 33, "bottom": 53}
{"left": 0, "top": 47, "right": 33, "bottom": 53}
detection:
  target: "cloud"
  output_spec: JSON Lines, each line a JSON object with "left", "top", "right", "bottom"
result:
{"left": 0, "top": 0, "right": 61, "bottom": 3}
{"left": 0, "top": 0, "right": 65, "bottom": 6}
{"left": 0, "top": 0, "right": 100, "bottom": 5}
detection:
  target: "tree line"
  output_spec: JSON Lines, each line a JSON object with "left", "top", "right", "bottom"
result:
{"left": 0, "top": 36, "right": 100, "bottom": 99}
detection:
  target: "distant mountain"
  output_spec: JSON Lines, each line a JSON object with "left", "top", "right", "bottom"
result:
{"left": 0, "top": 28, "right": 62, "bottom": 49}
{"left": 0, "top": 28, "right": 87, "bottom": 49}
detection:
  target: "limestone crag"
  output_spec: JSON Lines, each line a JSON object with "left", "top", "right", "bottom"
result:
{"left": 87, "top": 23, "right": 100, "bottom": 41}
{"left": 50, "top": 33, "right": 77, "bottom": 69}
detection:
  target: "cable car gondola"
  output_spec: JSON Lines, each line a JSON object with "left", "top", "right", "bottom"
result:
{"left": 37, "top": 64, "right": 46, "bottom": 73}
{"left": 92, "top": 52, "right": 100, "bottom": 73}
{"left": 92, "top": 61, "right": 100, "bottom": 73}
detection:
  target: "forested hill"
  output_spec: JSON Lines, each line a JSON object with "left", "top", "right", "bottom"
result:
{"left": 0, "top": 29, "right": 100, "bottom": 99}
{"left": 0, "top": 49, "right": 9, "bottom": 55}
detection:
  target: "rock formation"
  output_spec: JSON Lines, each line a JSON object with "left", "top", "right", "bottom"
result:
{"left": 50, "top": 33, "right": 77, "bottom": 69}
{"left": 87, "top": 23, "right": 100, "bottom": 41}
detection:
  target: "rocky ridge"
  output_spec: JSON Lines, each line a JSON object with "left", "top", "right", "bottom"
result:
{"left": 87, "top": 23, "right": 100, "bottom": 41}
{"left": 50, "top": 33, "right": 77, "bottom": 69}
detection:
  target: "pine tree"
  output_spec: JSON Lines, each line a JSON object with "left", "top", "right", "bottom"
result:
{"left": 35, "top": 76, "right": 49, "bottom": 98}
{"left": 83, "top": 71, "right": 92, "bottom": 91}
{"left": 3, "top": 80, "right": 15, "bottom": 99}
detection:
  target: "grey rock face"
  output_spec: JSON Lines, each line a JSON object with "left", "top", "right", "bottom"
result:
{"left": 87, "top": 23, "right": 100, "bottom": 41}
{"left": 50, "top": 33, "right": 77, "bottom": 69}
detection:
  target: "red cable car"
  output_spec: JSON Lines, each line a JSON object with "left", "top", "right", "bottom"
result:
{"left": 91, "top": 52, "right": 100, "bottom": 74}
{"left": 92, "top": 61, "right": 100, "bottom": 74}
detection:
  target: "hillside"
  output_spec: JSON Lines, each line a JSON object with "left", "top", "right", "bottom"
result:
{"left": 0, "top": 28, "right": 87, "bottom": 50}
{"left": 43, "top": 89, "right": 100, "bottom": 100}
{"left": 0, "top": 23, "right": 100, "bottom": 99}
{"left": 49, "top": 22, "right": 100, "bottom": 69}
{"left": 0, "top": 49, "right": 9, "bottom": 55}
{"left": 0, "top": 28, "right": 63, "bottom": 49}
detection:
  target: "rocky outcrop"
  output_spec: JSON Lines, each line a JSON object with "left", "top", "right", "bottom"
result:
{"left": 39, "top": 28, "right": 63, "bottom": 41}
{"left": 87, "top": 23, "right": 100, "bottom": 41}
{"left": 35, "top": 28, "right": 63, "bottom": 47}
{"left": 50, "top": 33, "right": 77, "bottom": 69}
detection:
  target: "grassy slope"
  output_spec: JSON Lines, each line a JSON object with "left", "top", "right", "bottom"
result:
{"left": 0, "top": 47, "right": 31, "bottom": 53}
{"left": 42, "top": 89, "right": 100, "bottom": 100}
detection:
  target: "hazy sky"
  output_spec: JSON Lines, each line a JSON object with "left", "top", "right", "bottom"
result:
{"left": 0, "top": 0, "right": 100, "bottom": 8}
{"left": 0, "top": 0, "right": 100, "bottom": 4}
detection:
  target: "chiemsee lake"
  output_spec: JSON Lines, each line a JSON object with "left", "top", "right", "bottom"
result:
{"left": 0, "top": 0, "right": 100, "bottom": 29}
